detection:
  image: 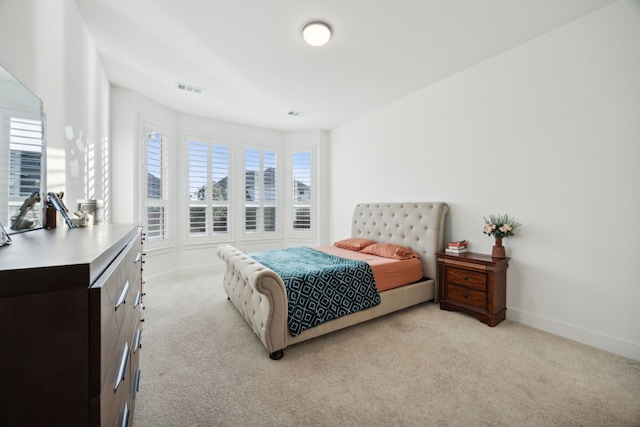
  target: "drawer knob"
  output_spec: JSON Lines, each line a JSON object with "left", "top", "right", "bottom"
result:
{"left": 463, "top": 293, "right": 468, "bottom": 299}
{"left": 463, "top": 275, "right": 468, "bottom": 280}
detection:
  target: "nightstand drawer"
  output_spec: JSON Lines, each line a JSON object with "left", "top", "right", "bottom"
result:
{"left": 447, "top": 284, "right": 486, "bottom": 310}
{"left": 446, "top": 267, "right": 486, "bottom": 291}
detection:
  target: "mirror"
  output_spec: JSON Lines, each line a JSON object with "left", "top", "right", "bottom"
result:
{"left": 0, "top": 65, "right": 46, "bottom": 233}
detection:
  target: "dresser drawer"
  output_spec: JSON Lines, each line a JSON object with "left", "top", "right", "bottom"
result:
{"left": 447, "top": 284, "right": 486, "bottom": 310}
{"left": 446, "top": 267, "right": 487, "bottom": 291}
{"left": 100, "top": 338, "right": 132, "bottom": 427}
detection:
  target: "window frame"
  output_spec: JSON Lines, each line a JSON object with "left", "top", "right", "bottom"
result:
{"left": 242, "top": 142, "right": 280, "bottom": 240}
{"left": 185, "top": 134, "right": 232, "bottom": 243}
{"left": 140, "top": 119, "right": 171, "bottom": 249}
{"left": 289, "top": 147, "right": 314, "bottom": 238}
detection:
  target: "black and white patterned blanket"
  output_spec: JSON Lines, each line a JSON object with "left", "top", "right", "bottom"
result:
{"left": 250, "top": 247, "right": 381, "bottom": 336}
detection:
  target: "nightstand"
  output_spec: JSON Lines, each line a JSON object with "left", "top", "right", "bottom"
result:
{"left": 437, "top": 251, "right": 509, "bottom": 326}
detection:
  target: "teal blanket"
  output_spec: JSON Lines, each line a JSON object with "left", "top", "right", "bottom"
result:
{"left": 250, "top": 247, "right": 381, "bottom": 336}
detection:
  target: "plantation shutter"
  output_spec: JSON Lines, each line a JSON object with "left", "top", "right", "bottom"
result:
{"left": 187, "top": 138, "right": 229, "bottom": 239}
{"left": 244, "top": 148, "right": 260, "bottom": 232}
{"left": 188, "top": 141, "right": 207, "bottom": 235}
{"left": 145, "top": 129, "right": 168, "bottom": 242}
{"left": 244, "top": 146, "right": 278, "bottom": 236}
{"left": 263, "top": 150, "right": 277, "bottom": 232}
{"left": 211, "top": 143, "right": 229, "bottom": 234}
{"left": 292, "top": 150, "right": 311, "bottom": 231}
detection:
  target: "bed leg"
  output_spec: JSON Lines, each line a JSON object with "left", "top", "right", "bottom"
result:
{"left": 269, "top": 350, "right": 284, "bottom": 360}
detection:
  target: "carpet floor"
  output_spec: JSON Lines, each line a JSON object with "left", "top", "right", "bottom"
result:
{"left": 133, "top": 272, "right": 640, "bottom": 427}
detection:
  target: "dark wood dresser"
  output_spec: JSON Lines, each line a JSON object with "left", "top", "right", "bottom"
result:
{"left": 0, "top": 225, "right": 144, "bottom": 426}
{"left": 438, "top": 251, "right": 509, "bottom": 326}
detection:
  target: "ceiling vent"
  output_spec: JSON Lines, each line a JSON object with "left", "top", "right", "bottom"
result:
{"left": 287, "top": 110, "right": 306, "bottom": 117}
{"left": 177, "top": 82, "right": 203, "bottom": 94}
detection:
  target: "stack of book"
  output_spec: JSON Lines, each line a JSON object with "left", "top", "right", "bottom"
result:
{"left": 445, "top": 240, "right": 468, "bottom": 254}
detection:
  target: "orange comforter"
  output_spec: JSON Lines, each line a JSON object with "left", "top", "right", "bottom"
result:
{"left": 315, "top": 246, "right": 424, "bottom": 292}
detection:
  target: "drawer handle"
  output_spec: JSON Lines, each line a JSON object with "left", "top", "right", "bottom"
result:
{"left": 121, "top": 402, "right": 130, "bottom": 427}
{"left": 133, "top": 368, "right": 141, "bottom": 397}
{"left": 115, "top": 280, "right": 131, "bottom": 310}
{"left": 134, "top": 290, "right": 142, "bottom": 308}
{"left": 134, "top": 252, "right": 142, "bottom": 264}
{"left": 134, "top": 328, "right": 142, "bottom": 353}
{"left": 115, "top": 342, "right": 129, "bottom": 391}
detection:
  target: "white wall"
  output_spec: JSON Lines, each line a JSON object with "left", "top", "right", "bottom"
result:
{"left": 0, "top": 0, "right": 110, "bottom": 210}
{"left": 329, "top": 0, "right": 640, "bottom": 360}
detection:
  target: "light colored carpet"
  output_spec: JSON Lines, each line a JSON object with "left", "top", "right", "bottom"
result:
{"left": 134, "top": 272, "right": 640, "bottom": 427}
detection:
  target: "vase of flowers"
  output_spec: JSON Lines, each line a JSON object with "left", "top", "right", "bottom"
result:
{"left": 483, "top": 214, "right": 521, "bottom": 258}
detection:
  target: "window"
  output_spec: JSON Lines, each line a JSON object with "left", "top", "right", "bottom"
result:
{"left": 142, "top": 121, "right": 169, "bottom": 245}
{"left": 1, "top": 113, "right": 44, "bottom": 227}
{"left": 187, "top": 137, "right": 230, "bottom": 240}
{"left": 292, "top": 150, "right": 312, "bottom": 232}
{"left": 244, "top": 146, "right": 278, "bottom": 235}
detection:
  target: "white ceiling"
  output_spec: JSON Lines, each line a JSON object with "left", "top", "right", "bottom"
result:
{"left": 74, "top": 0, "right": 617, "bottom": 132}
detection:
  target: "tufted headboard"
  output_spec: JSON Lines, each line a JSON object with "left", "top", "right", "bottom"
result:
{"left": 351, "top": 202, "right": 448, "bottom": 295}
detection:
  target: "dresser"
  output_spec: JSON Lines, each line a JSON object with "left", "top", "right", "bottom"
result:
{"left": 438, "top": 251, "right": 509, "bottom": 326}
{"left": 0, "top": 225, "right": 144, "bottom": 426}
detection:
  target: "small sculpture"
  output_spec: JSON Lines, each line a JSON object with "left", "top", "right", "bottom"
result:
{"left": 48, "top": 192, "right": 76, "bottom": 228}
{"left": 10, "top": 191, "right": 41, "bottom": 230}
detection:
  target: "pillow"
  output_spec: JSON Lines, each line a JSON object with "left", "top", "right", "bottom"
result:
{"left": 333, "top": 238, "right": 376, "bottom": 251}
{"left": 360, "top": 243, "right": 418, "bottom": 260}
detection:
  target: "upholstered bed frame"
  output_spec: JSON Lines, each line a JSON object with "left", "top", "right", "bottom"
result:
{"left": 216, "top": 202, "right": 448, "bottom": 359}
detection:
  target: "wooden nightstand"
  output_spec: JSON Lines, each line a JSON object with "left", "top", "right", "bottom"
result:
{"left": 437, "top": 251, "right": 509, "bottom": 326}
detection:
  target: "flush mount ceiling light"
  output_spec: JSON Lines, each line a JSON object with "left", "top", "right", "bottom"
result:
{"left": 302, "top": 21, "right": 332, "bottom": 47}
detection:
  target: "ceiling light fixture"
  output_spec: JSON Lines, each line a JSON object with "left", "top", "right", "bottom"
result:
{"left": 302, "top": 21, "right": 332, "bottom": 47}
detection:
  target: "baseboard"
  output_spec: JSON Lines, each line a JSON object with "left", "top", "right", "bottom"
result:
{"left": 507, "top": 308, "right": 640, "bottom": 361}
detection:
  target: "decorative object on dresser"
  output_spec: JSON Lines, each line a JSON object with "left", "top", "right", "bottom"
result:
{"left": 482, "top": 213, "right": 521, "bottom": 258}
{"left": 217, "top": 202, "right": 448, "bottom": 360}
{"left": 47, "top": 191, "right": 77, "bottom": 228}
{"left": 9, "top": 191, "right": 41, "bottom": 230}
{"left": 0, "top": 225, "right": 144, "bottom": 426}
{"left": 438, "top": 251, "right": 509, "bottom": 326}
{"left": 445, "top": 240, "right": 468, "bottom": 254}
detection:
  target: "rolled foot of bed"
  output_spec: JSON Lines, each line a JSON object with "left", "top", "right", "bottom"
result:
{"left": 269, "top": 350, "right": 284, "bottom": 360}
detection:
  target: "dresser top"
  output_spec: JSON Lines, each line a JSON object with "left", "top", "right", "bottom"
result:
{"left": 0, "top": 225, "right": 138, "bottom": 288}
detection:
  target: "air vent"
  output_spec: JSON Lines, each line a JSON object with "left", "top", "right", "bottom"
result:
{"left": 287, "top": 110, "right": 306, "bottom": 117}
{"left": 177, "top": 82, "right": 203, "bottom": 94}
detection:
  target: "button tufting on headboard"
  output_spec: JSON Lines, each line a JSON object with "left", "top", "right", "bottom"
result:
{"left": 351, "top": 202, "right": 448, "bottom": 290}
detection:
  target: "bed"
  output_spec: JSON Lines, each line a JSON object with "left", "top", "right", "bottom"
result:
{"left": 217, "top": 202, "right": 448, "bottom": 359}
